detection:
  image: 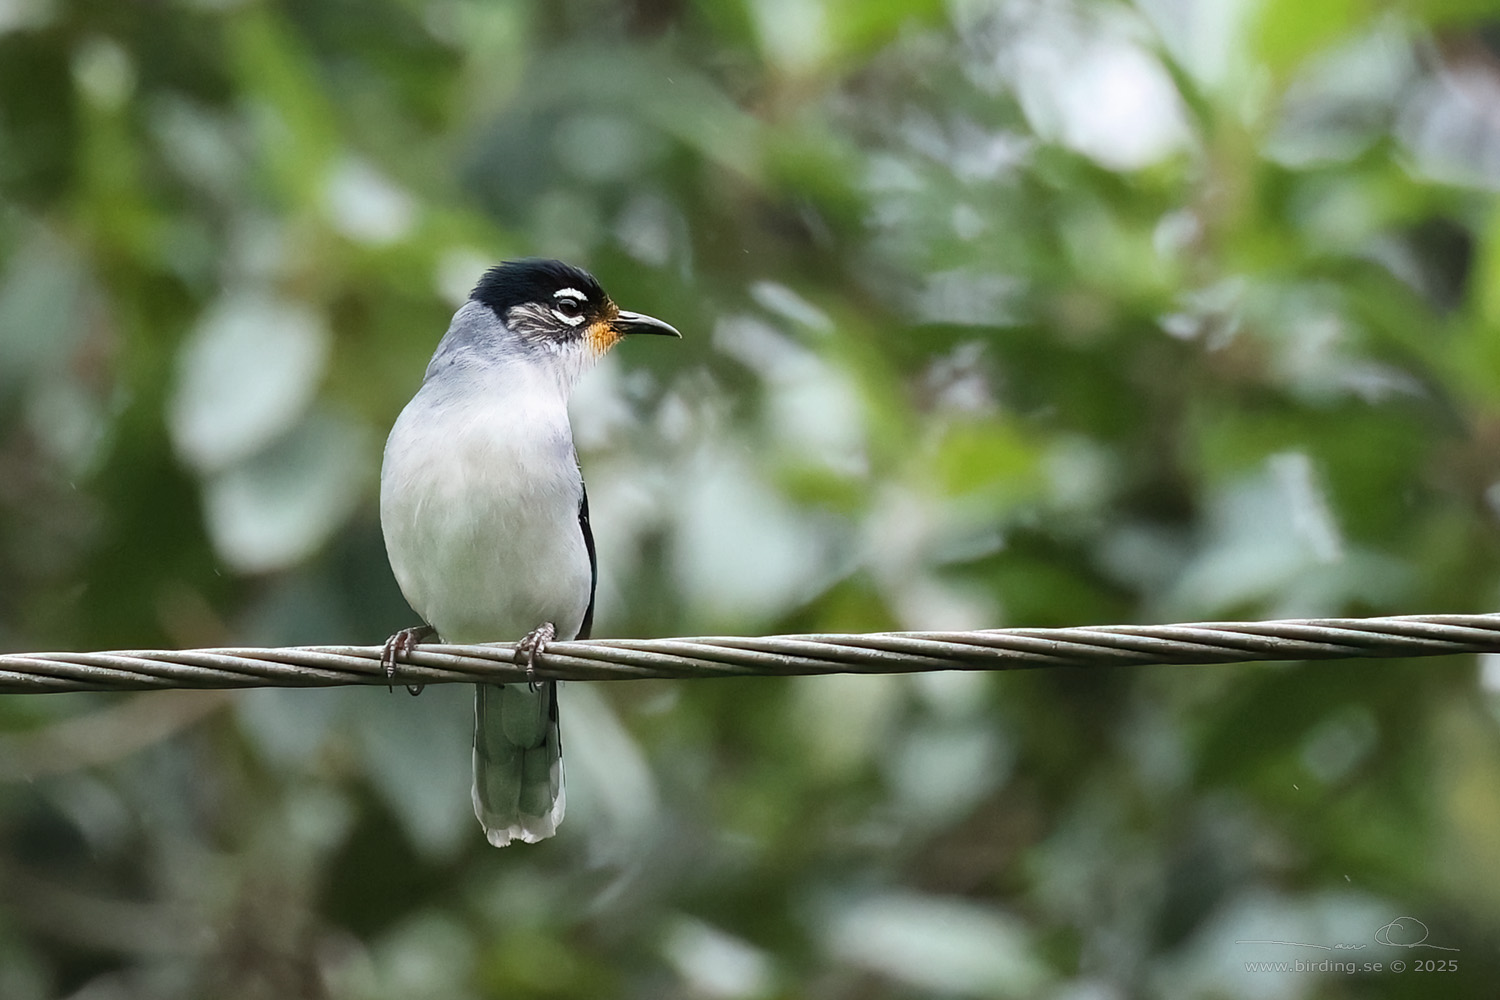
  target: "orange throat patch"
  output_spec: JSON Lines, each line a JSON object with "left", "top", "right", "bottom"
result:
{"left": 586, "top": 311, "right": 623, "bottom": 356}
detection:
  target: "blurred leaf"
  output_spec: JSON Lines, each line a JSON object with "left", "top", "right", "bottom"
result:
{"left": 929, "top": 417, "right": 1043, "bottom": 501}
{"left": 823, "top": 891, "right": 1050, "bottom": 997}
{"left": 168, "top": 293, "right": 331, "bottom": 472}
{"left": 1253, "top": 0, "right": 1370, "bottom": 80}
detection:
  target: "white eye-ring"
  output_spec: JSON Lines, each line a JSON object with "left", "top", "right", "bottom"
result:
{"left": 552, "top": 288, "right": 587, "bottom": 325}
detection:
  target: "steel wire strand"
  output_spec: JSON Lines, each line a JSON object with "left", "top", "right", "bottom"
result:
{"left": 1, "top": 613, "right": 1498, "bottom": 693}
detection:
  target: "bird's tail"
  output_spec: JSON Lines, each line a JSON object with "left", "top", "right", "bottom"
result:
{"left": 472, "top": 681, "right": 564, "bottom": 846}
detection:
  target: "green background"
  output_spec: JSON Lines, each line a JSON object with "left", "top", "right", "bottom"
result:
{"left": 2, "top": 0, "right": 1500, "bottom": 997}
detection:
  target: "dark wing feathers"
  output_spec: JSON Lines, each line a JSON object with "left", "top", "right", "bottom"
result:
{"left": 577, "top": 484, "right": 597, "bottom": 641}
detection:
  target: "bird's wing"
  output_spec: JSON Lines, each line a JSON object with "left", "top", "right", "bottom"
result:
{"left": 577, "top": 483, "right": 597, "bottom": 641}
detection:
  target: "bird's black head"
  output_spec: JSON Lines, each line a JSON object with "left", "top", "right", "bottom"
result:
{"left": 470, "top": 258, "right": 679, "bottom": 356}
{"left": 471, "top": 258, "right": 606, "bottom": 327}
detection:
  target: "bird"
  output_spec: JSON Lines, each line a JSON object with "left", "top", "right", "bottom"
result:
{"left": 378, "top": 258, "right": 680, "bottom": 846}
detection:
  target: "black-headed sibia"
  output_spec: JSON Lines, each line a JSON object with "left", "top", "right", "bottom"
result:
{"left": 380, "top": 258, "right": 679, "bottom": 846}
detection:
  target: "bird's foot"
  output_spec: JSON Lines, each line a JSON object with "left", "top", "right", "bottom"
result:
{"left": 518, "top": 622, "right": 556, "bottom": 691}
{"left": 382, "top": 624, "right": 436, "bottom": 696}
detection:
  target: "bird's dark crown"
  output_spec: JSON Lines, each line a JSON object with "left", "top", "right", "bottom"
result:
{"left": 470, "top": 258, "right": 608, "bottom": 317}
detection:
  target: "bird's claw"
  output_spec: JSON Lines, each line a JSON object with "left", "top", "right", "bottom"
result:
{"left": 518, "top": 622, "right": 556, "bottom": 691}
{"left": 382, "top": 625, "right": 435, "bottom": 696}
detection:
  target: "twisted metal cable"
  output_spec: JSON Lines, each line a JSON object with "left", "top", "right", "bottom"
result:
{"left": 1, "top": 614, "right": 1496, "bottom": 694}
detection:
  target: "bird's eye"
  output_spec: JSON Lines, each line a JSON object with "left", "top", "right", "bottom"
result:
{"left": 550, "top": 291, "right": 587, "bottom": 325}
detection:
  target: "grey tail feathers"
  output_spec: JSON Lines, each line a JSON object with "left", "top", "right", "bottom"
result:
{"left": 472, "top": 681, "right": 564, "bottom": 846}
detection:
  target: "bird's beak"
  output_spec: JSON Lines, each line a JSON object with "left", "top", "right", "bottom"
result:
{"left": 613, "top": 309, "right": 682, "bottom": 338}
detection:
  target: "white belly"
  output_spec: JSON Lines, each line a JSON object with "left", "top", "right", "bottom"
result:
{"left": 379, "top": 387, "right": 592, "bottom": 644}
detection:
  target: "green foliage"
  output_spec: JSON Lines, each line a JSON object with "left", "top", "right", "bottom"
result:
{"left": 3, "top": 0, "right": 1500, "bottom": 997}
